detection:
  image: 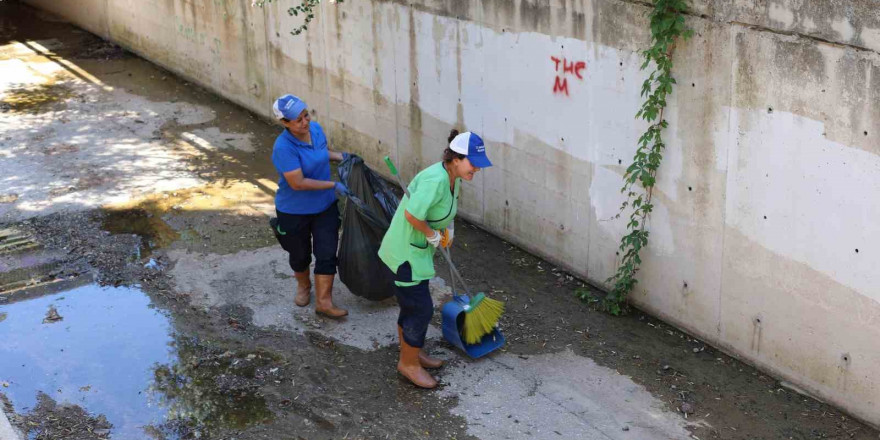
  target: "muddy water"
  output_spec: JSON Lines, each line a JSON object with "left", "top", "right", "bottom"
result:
{"left": 102, "top": 208, "right": 180, "bottom": 259}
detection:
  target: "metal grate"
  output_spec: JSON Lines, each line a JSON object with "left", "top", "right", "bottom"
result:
{"left": 0, "top": 228, "right": 40, "bottom": 255}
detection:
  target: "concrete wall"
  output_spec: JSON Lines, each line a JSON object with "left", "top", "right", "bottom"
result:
{"left": 24, "top": 0, "right": 880, "bottom": 427}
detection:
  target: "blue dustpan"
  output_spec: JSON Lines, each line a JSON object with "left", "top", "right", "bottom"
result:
{"left": 441, "top": 294, "right": 506, "bottom": 358}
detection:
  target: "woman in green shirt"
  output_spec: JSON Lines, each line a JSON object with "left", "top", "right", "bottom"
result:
{"left": 378, "top": 129, "right": 493, "bottom": 388}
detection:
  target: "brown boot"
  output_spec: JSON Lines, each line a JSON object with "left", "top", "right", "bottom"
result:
{"left": 293, "top": 271, "right": 311, "bottom": 307}
{"left": 419, "top": 350, "right": 444, "bottom": 369}
{"left": 398, "top": 326, "right": 444, "bottom": 369}
{"left": 397, "top": 337, "right": 437, "bottom": 389}
{"left": 314, "top": 274, "right": 347, "bottom": 319}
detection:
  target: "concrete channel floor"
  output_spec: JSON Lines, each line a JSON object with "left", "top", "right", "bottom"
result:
{"left": 1, "top": 2, "right": 878, "bottom": 439}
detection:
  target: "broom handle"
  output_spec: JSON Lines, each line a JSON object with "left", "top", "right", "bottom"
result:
{"left": 438, "top": 247, "right": 474, "bottom": 295}
{"left": 384, "top": 156, "right": 474, "bottom": 297}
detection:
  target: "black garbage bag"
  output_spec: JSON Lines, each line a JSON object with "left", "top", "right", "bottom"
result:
{"left": 337, "top": 154, "right": 400, "bottom": 300}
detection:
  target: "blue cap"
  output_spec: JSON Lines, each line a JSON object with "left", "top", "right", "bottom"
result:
{"left": 273, "top": 94, "right": 307, "bottom": 120}
{"left": 449, "top": 132, "right": 492, "bottom": 168}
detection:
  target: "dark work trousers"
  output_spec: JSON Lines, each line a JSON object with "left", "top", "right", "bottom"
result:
{"left": 393, "top": 262, "right": 433, "bottom": 348}
{"left": 274, "top": 203, "right": 340, "bottom": 275}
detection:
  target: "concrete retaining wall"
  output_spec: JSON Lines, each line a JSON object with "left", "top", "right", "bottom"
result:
{"left": 24, "top": 0, "right": 880, "bottom": 427}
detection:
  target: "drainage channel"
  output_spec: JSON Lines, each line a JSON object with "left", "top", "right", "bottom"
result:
{"left": 0, "top": 227, "right": 71, "bottom": 298}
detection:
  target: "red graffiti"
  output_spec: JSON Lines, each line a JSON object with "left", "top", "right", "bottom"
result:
{"left": 553, "top": 77, "right": 569, "bottom": 96}
{"left": 550, "top": 56, "right": 586, "bottom": 96}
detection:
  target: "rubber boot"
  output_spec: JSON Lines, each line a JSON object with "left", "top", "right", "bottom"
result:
{"left": 293, "top": 271, "right": 311, "bottom": 307}
{"left": 398, "top": 337, "right": 437, "bottom": 389}
{"left": 314, "top": 274, "right": 348, "bottom": 319}
{"left": 398, "top": 326, "right": 443, "bottom": 369}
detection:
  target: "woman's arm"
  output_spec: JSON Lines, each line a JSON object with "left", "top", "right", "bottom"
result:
{"left": 328, "top": 149, "right": 344, "bottom": 162}
{"left": 404, "top": 210, "right": 436, "bottom": 238}
{"left": 283, "top": 168, "right": 335, "bottom": 191}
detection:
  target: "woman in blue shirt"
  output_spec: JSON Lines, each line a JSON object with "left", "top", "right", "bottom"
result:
{"left": 271, "top": 94, "right": 350, "bottom": 319}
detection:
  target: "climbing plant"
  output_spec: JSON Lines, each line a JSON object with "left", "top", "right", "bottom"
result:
{"left": 253, "top": 0, "right": 344, "bottom": 36}
{"left": 577, "top": 0, "right": 692, "bottom": 315}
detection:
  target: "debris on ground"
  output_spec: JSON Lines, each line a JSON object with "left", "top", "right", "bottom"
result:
{"left": 42, "top": 305, "right": 62, "bottom": 324}
{"left": 17, "top": 393, "right": 113, "bottom": 440}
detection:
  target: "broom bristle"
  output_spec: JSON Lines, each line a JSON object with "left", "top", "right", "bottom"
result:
{"left": 462, "top": 295, "right": 505, "bottom": 345}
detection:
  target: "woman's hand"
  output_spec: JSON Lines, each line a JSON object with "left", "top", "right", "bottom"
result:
{"left": 426, "top": 230, "right": 442, "bottom": 248}
{"left": 334, "top": 182, "right": 351, "bottom": 196}
{"left": 439, "top": 221, "right": 454, "bottom": 248}
{"left": 405, "top": 210, "right": 444, "bottom": 248}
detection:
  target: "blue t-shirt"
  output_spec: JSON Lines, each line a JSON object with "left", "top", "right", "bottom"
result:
{"left": 272, "top": 121, "right": 337, "bottom": 214}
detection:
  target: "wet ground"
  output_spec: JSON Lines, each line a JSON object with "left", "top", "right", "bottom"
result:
{"left": 1, "top": 2, "right": 879, "bottom": 439}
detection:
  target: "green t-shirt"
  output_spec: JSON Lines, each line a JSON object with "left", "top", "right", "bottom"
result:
{"left": 379, "top": 162, "right": 460, "bottom": 286}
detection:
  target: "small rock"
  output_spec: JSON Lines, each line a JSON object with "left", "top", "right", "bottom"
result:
{"left": 622, "top": 426, "right": 630, "bottom": 431}
{"left": 692, "top": 348, "right": 700, "bottom": 353}
{"left": 680, "top": 402, "right": 695, "bottom": 414}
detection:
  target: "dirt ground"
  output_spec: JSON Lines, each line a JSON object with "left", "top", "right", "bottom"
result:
{"left": 1, "top": 2, "right": 878, "bottom": 439}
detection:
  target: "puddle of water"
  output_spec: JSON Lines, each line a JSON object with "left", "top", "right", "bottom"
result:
{"left": 101, "top": 208, "right": 179, "bottom": 258}
{"left": 0, "top": 283, "right": 273, "bottom": 439}
{"left": 0, "top": 284, "right": 174, "bottom": 438}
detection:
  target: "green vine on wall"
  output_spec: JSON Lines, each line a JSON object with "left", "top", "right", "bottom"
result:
{"left": 253, "top": 0, "right": 344, "bottom": 36}
{"left": 578, "top": 0, "right": 692, "bottom": 315}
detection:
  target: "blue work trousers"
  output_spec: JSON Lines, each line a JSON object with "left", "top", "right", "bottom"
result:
{"left": 393, "top": 262, "right": 433, "bottom": 348}
{"left": 275, "top": 203, "right": 340, "bottom": 275}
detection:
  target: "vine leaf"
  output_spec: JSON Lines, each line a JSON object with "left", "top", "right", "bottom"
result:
{"left": 253, "top": 0, "right": 345, "bottom": 37}
{"left": 579, "top": 0, "right": 691, "bottom": 315}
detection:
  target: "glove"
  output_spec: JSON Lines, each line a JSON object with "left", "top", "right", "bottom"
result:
{"left": 426, "top": 230, "right": 442, "bottom": 248}
{"left": 334, "top": 181, "right": 350, "bottom": 196}
{"left": 439, "top": 221, "right": 454, "bottom": 248}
